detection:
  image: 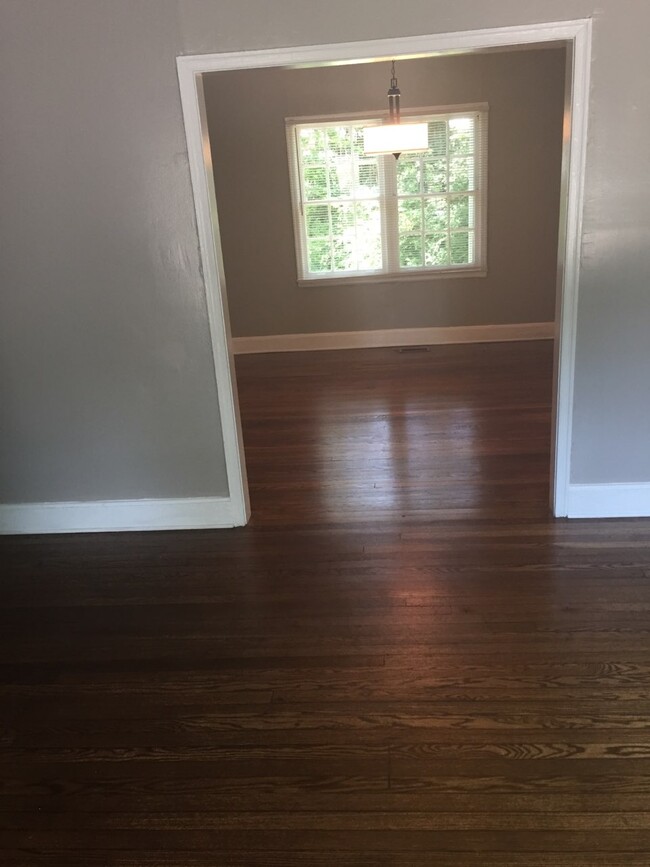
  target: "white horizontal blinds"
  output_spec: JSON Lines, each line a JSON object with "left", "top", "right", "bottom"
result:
{"left": 388, "top": 112, "right": 485, "bottom": 271}
{"left": 289, "top": 108, "right": 486, "bottom": 281}
{"left": 295, "top": 122, "right": 383, "bottom": 277}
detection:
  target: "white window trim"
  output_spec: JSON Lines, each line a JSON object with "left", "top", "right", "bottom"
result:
{"left": 286, "top": 103, "right": 488, "bottom": 285}
{"left": 296, "top": 266, "right": 487, "bottom": 289}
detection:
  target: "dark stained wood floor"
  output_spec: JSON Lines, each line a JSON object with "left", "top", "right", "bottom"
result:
{"left": 3, "top": 340, "right": 650, "bottom": 865}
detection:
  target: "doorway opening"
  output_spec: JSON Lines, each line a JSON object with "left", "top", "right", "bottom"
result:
{"left": 176, "top": 21, "right": 591, "bottom": 526}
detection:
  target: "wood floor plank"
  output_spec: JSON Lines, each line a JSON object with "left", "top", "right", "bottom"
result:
{"left": 4, "top": 809, "right": 650, "bottom": 830}
{"left": 6, "top": 852, "right": 650, "bottom": 867}
{"left": 4, "top": 341, "right": 650, "bottom": 862}
{"left": 8, "top": 828, "right": 650, "bottom": 851}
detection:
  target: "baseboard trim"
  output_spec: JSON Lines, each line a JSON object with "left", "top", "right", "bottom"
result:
{"left": 232, "top": 322, "right": 555, "bottom": 354}
{"left": 566, "top": 483, "right": 650, "bottom": 518}
{"left": 0, "top": 495, "right": 243, "bottom": 535}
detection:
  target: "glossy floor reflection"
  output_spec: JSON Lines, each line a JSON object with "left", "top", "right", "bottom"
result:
{"left": 4, "top": 341, "right": 650, "bottom": 865}
{"left": 236, "top": 341, "right": 554, "bottom": 524}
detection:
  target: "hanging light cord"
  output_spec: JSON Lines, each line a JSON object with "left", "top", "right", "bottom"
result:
{"left": 387, "top": 59, "right": 401, "bottom": 124}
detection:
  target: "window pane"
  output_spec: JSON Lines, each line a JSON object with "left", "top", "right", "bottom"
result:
{"left": 331, "top": 203, "right": 355, "bottom": 272}
{"left": 425, "top": 233, "right": 450, "bottom": 266}
{"left": 450, "top": 231, "right": 470, "bottom": 264}
{"left": 352, "top": 126, "right": 366, "bottom": 156}
{"left": 308, "top": 239, "right": 331, "bottom": 272}
{"left": 355, "top": 202, "right": 382, "bottom": 270}
{"left": 428, "top": 121, "right": 447, "bottom": 157}
{"left": 424, "top": 197, "right": 448, "bottom": 233}
{"left": 305, "top": 204, "right": 329, "bottom": 237}
{"left": 397, "top": 159, "right": 421, "bottom": 195}
{"left": 328, "top": 163, "right": 352, "bottom": 198}
{"left": 332, "top": 238, "right": 355, "bottom": 271}
{"left": 304, "top": 166, "right": 328, "bottom": 201}
{"left": 330, "top": 202, "right": 355, "bottom": 235}
{"left": 400, "top": 235, "right": 423, "bottom": 268}
{"left": 299, "top": 128, "right": 326, "bottom": 164}
{"left": 449, "top": 157, "right": 473, "bottom": 192}
{"left": 326, "top": 126, "right": 352, "bottom": 158}
{"left": 356, "top": 160, "right": 379, "bottom": 197}
{"left": 399, "top": 198, "right": 422, "bottom": 233}
{"left": 423, "top": 159, "right": 447, "bottom": 194}
{"left": 449, "top": 195, "right": 472, "bottom": 229}
{"left": 449, "top": 117, "right": 474, "bottom": 156}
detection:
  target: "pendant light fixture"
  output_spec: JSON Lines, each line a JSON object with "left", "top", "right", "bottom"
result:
{"left": 363, "top": 60, "right": 429, "bottom": 159}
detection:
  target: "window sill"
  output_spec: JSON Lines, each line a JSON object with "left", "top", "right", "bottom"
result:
{"left": 298, "top": 267, "right": 487, "bottom": 288}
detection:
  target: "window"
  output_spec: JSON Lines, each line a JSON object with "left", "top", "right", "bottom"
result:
{"left": 286, "top": 107, "right": 488, "bottom": 284}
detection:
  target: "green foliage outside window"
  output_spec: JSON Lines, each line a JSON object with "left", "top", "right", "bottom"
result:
{"left": 296, "top": 113, "right": 481, "bottom": 277}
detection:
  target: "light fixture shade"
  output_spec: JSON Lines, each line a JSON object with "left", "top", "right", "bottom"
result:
{"left": 363, "top": 122, "right": 429, "bottom": 156}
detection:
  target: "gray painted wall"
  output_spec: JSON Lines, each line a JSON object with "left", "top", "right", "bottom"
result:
{"left": 0, "top": 1, "right": 228, "bottom": 503}
{"left": 1, "top": 0, "right": 649, "bottom": 504}
{"left": 204, "top": 50, "right": 565, "bottom": 338}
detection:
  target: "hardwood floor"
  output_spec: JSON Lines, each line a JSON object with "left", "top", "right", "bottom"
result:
{"left": 3, "top": 340, "right": 650, "bottom": 865}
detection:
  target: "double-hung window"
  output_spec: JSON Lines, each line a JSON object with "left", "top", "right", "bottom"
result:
{"left": 286, "top": 106, "right": 487, "bottom": 284}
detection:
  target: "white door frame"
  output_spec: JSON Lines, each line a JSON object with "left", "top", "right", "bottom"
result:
{"left": 176, "top": 19, "right": 592, "bottom": 524}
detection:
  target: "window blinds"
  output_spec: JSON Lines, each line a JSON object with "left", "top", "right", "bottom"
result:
{"left": 287, "top": 108, "right": 488, "bottom": 282}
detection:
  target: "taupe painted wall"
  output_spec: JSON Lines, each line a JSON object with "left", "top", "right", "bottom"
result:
{"left": 204, "top": 50, "right": 565, "bottom": 338}
{"left": 1, "top": 0, "right": 649, "bottom": 504}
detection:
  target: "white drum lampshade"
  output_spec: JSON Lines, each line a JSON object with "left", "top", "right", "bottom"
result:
{"left": 363, "top": 122, "right": 429, "bottom": 157}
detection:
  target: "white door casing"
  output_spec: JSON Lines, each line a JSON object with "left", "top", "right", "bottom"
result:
{"left": 176, "top": 19, "right": 592, "bottom": 523}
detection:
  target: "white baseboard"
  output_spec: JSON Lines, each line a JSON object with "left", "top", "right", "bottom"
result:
{"left": 566, "top": 483, "right": 650, "bottom": 518}
{"left": 0, "top": 495, "right": 244, "bottom": 535}
{"left": 232, "top": 322, "right": 555, "bottom": 354}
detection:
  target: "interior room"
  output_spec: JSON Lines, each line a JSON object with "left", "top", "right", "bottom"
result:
{"left": 3, "top": 4, "right": 650, "bottom": 865}
{"left": 204, "top": 48, "right": 565, "bottom": 522}
{"left": 205, "top": 50, "right": 564, "bottom": 345}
